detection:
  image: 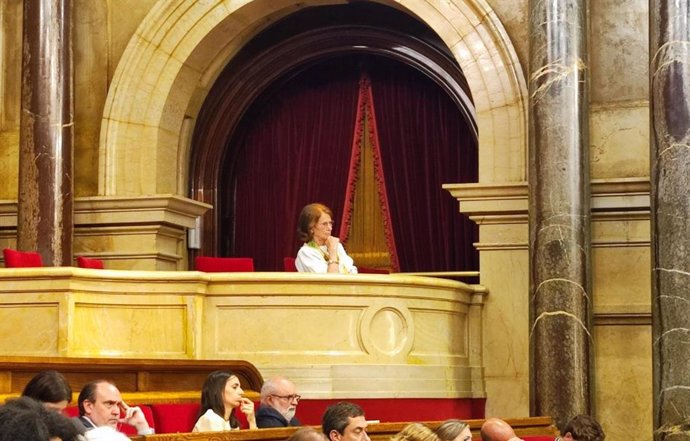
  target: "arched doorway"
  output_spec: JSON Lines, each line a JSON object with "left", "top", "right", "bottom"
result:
{"left": 190, "top": 3, "right": 479, "bottom": 272}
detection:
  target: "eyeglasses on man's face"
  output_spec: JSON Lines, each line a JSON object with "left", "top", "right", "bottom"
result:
{"left": 271, "top": 394, "right": 301, "bottom": 403}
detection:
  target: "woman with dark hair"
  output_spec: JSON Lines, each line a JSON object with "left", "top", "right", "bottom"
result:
{"left": 21, "top": 370, "right": 72, "bottom": 412}
{"left": 295, "top": 203, "right": 357, "bottom": 274}
{"left": 193, "top": 370, "right": 257, "bottom": 432}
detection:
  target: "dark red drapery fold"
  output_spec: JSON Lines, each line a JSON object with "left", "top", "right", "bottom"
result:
{"left": 224, "top": 60, "right": 360, "bottom": 270}
{"left": 368, "top": 59, "right": 478, "bottom": 272}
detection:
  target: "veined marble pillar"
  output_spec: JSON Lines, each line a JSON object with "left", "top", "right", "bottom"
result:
{"left": 650, "top": 2, "right": 690, "bottom": 440}
{"left": 17, "top": 0, "right": 73, "bottom": 266}
{"left": 528, "top": 0, "right": 592, "bottom": 428}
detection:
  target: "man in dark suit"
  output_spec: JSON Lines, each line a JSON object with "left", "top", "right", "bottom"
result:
{"left": 256, "top": 376, "right": 301, "bottom": 428}
{"left": 75, "top": 380, "right": 154, "bottom": 435}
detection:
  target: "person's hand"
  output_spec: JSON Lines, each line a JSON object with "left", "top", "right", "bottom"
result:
{"left": 326, "top": 236, "right": 340, "bottom": 254}
{"left": 239, "top": 397, "right": 257, "bottom": 429}
{"left": 119, "top": 401, "right": 152, "bottom": 434}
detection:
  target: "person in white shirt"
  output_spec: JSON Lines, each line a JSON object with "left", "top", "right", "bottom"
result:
{"left": 295, "top": 203, "right": 357, "bottom": 274}
{"left": 193, "top": 370, "right": 257, "bottom": 432}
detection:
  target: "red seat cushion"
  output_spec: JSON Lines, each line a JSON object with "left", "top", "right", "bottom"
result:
{"left": 150, "top": 402, "right": 255, "bottom": 432}
{"left": 3, "top": 248, "right": 43, "bottom": 268}
{"left": 150, "top": 403, "right": 200, "bottom": 433}
{"left": 195, "top": 256, "right": 254, "bottom": 272}
{"left": 76, "top": 256, "right": 105, "bottom": 269}
{"left": 283, "top": 257, "right": 297, "bottom": 272}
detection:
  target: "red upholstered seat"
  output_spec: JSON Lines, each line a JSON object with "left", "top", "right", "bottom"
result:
{"left": 283, "top": 257, "right": 297, "bottom": 272}
{"left": 150, "top": 403, "right": 200, "bottom": 433}
{"left": 195, "top": 256, "right": 254, "bottom": 272}
{"left": 76, "top": 256, "right": 105, "bottom": 269}
{"left": 150, "top": 402, "right": 255, "bottom": 432}
{"left": 3, "top": 248, "right": 43, "bottom": 268}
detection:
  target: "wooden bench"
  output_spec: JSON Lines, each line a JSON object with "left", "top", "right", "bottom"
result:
{"left": 0, "top": 355, "right": 263, "bottom": 403}
{"left": 0, "top": 356, "right": 263, "bottom": 435}
{"left": 129, "top": 417, "right": 558, "bottom": 441}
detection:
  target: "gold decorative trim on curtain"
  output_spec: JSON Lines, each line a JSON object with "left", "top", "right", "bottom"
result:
{"left": 340, "top": 73, "right": 400, "bottom": 272}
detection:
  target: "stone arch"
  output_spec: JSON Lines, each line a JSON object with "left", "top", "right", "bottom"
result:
{"left": 99, "top": 0, "right": 527, "bottom": 196}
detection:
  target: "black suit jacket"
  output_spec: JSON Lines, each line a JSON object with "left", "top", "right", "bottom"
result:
{"left": 256, "top": 405, "right": 301, "bottom": 428}
{"left": 74, "top": 415, "right": 97, "bottom": 431}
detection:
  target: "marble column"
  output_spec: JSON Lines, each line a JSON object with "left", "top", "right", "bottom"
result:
{"left": 17, "top": 0, "right": 73, "bottom": 266}
{"left": 528, "top": 0, "right": 592, "bottom": 429}
{"left": 650, "top": 2, "right": 690, "bottom": 440}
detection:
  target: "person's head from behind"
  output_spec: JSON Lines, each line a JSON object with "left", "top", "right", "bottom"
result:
{"left": 288, "top": 427, "right": 328, "bottom": 441}
{"left": 0, "top": 396, "right": 84, "bottom": 441}
{"left": 322, "top": 401, "right": 369, "bottom": 441}
{"left": 78, "top": 380, "right": 122, "bottom": 428}
{"left": 22, "top": 370, "right": 72, "bottom": 412}
{"left": 392, "top": 423, "right": 440, "bottom": 441}
{"left": 561, "top": 415, "right": 605, "bottom": 441}
{"left": 436, "top": 419, "right": 472, "bottom": 441}
{"left": 260, "top": 376, "right": 300, "bottom": 422}
{"left": 480, "top": 418, "right": 517, "bottom": 441}
{"left": 199, "top": 370, "right": 244, "bottom": 427}
{"left": 297, "top": 203, "right": 334, "bottom": 244}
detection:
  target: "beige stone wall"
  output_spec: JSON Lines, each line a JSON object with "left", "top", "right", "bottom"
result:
{"left": 0, "top": 0, "right": 653, "bottom": 438}
{"left": 0, "top": 268, "right": 485, "bottom": 399}
{"left": 448, "top": 2, "right": 653, "bottom": 440}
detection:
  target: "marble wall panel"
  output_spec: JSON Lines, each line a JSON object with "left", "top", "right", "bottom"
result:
{"left": 594, "top": 325, "right": 652, "bottom": 441}
{"left": 327, "top": 364, "right": 476, "bottom": 398}
{"left": 73, "top": 0, "right": 108, "bottom": 196}
{"left": 208, "top": 303, "right": 365, "bottom": 362}
{"left": 590, "top": 103, "right": 649, "bottom": 179}
{"left": 479, "top": 249, "right": 530, "bottom": 417}
{"left": 0, "top": 0, "right": 21, "bottom": 200}
{"left": 71, "top": 301, "right": 190, "bottom": 357}
{"left": 0, "top": 303, "right": 59, "bottom": 355}
{"left": 0, "top": 132, "right": 18, "bottom": 199}
{"left": 409, "top": 308, "right": 467, "bottom": 360}
{"left": 486, "top": 0, "right": 529, "bottom": 79}
{"left": 589, "top": 0, "right": 648, "bottom": 104}
{"left": 592, "top": 246, "right": 650, "bottom": 313}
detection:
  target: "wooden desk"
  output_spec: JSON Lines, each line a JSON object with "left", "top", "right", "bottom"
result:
{"left": 131, "top": 417, "right": 558, "bottom": 441}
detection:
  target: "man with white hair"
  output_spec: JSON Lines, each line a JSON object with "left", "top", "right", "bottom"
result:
{"left": 256, "top": 376, "right": 301, "bottom": 428}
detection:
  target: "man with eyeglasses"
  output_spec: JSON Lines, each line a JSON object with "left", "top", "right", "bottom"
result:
{"left": 75, "top": 380, "right": 154, "bottom": 435}
{"left": 256, "top": 376, "right": 302, "bottom": 428}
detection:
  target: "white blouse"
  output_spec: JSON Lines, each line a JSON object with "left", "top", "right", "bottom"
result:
{"left": 192, "top": 409, "right": 237, "bottom": 432}
{"left": 295, "top": 242, "right": 357, "bottom": 274}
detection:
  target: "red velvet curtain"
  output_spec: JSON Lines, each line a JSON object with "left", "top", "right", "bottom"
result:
{"left": 222, "top": 56, "right": 477, "bottom": 272}
{"left": 368, "top": 60, "right": 478, "bottom": 272}
{"left": 223, "top": 59, "right": 360, "bottom": 270}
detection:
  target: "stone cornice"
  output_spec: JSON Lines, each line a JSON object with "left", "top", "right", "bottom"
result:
{"left": 443, "top": 177, "right": 650, "bottom": 224}
{"left": 0, "top": 195, "right": 212, "bottom": 229}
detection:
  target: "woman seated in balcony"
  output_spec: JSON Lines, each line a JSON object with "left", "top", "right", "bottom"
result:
{"left": 295, "top": 203, "right": 357, "bottom": 274}
{"left": 193, "top": 370, "right": 257, "bottom": 432}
